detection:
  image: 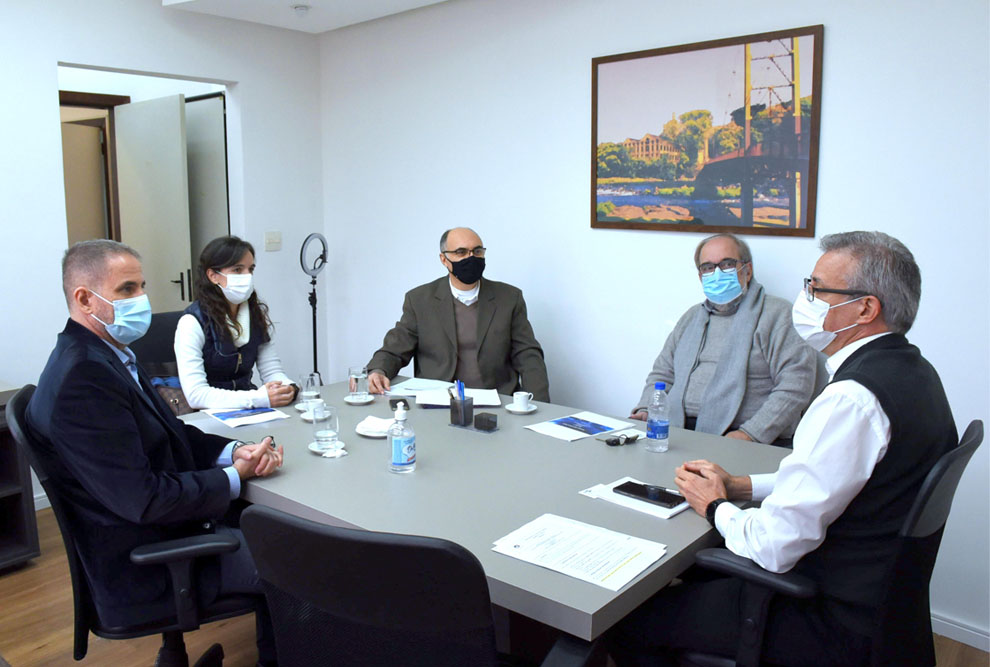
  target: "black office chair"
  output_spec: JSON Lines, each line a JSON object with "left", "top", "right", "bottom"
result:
{"left": 240, "top": 504, "right": 602, "bottom": 667}
{"left": 129, "top": 310, "right": 184, "bottom": 377}
{"left": 6, "top": 385, "right": 257, "bottom": 667}
{"left": 680, "top": 419, "right": 984, "bottom": 667}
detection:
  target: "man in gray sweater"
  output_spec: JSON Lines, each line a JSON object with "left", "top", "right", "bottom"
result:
{"left": 631, "top": 233, "right": 822, "bottom": 446}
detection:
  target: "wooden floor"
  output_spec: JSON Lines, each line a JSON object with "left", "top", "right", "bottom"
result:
{"left": 1, "top": 509, "right": 987, "bottom": 666}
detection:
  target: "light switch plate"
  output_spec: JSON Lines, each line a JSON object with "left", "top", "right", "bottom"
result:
{"left": 264, "top": 231, "right": 282, "bottom": 252}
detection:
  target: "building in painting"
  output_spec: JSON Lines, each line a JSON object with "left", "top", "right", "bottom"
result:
{"left": 621, "top": 133, "right": 679, "bottom": 161}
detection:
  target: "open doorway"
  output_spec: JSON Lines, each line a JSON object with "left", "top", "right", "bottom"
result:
{"left": 58, "top": 65, "right": 231, "bottom": 312}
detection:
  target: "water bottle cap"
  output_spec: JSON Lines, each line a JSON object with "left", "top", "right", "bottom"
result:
{"left": 654, "top": 382, "right": 666, "bottom": 391}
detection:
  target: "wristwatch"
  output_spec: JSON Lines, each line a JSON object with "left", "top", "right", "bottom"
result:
{"left": 705, "top": 498, "right": 729, "bottom": 528}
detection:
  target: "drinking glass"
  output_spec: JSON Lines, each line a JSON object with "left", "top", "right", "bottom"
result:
{"left": 348, "top": 366, "right": 369, "bottom": 400}
{"left": 300, "top": 372, "right": 322, "bottom": 404}
{"left": 311, "top": 405, "right": 339, "bottom": 452}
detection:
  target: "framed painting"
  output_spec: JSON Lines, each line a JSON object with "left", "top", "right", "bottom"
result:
{"left": 592, "top": 25, "right": 823, "bottom": 236}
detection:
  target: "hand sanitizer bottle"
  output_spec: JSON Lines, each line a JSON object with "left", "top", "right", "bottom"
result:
{"left": 388, "top": 402, "right": 416, "bottom": 473}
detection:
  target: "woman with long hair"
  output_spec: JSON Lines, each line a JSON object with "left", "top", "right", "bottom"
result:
{"left": 175, "top": 235, "right": 297, "bottom": 409}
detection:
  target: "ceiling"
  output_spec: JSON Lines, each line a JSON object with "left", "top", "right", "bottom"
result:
{"left": 162, "top": 0, "right": 450, "bottom": 34}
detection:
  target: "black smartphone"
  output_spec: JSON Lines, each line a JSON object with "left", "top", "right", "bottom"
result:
{"left": 613, "top": 481, "right": 684, "bottom": 509}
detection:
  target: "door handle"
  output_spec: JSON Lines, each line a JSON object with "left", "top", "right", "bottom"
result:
{"left": 187, "top": 268, "right": 193, "bottom": 301}
{"left": 170, "top": 272, "right": 185, "bottom": 301}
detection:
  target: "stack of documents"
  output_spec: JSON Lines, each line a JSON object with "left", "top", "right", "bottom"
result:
{"left": 203, "top": 407, "right": 290, "bottom": 427}
{"left": 415, "top": 387, "right": 502, "bottom": 407}
{"left": 580, "top": 476, "right": 690, "bottom": 519}
{"left": 386, "top": 378, "right": 453, "bottom": 395}
{"left": 492, "top": 513, "right": 666, "bottom": 591}
{"left": 525, "top": 411, "right": 630, "bottom": 442}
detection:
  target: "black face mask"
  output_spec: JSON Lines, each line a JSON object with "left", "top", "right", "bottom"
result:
{"left": 449, "top": 255, "right": 485, "bottom": 285}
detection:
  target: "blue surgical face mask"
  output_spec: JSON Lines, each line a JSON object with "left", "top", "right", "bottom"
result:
{"left": 701, "top": 268, "right": 743, "bottom": 305}
{"left": 89, "top": 290, "right": 152, "bottom": 345}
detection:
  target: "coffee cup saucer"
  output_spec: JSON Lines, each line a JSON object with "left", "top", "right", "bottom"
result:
{"left": 344, "top": 394, "right": 374, "bottom": 405}
{"left": 505, "top": 403, "right": 537, "bottom": 415}
{"left": 308, "top": 441, "right": 346, "bottom": 455}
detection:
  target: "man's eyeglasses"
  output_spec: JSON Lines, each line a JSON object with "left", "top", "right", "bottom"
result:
{"left": 442, "top": 246, "right": 486, "bottom": 260}
{"left": 605, "top": 433, "right": 640, "bottom": 447}
{"left": 803, "top": 277, "right": 872, "bottom": 303}
{"left": 698, "top": 258, "right": 747, "bottom": 276}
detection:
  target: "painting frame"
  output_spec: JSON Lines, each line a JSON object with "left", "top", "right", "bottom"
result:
{"left": 591, "top": 25, "right": 824, "bottom": 237}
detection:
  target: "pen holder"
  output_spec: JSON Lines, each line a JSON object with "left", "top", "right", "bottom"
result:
{"left": 450, "top": 397, "right": 474, "bottom": 427}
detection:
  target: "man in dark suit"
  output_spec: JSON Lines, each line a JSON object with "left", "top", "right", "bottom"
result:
{"left": 609, "top": 232, "right": 957, "bottom": 666}
{"left": 26, "top": 240, "right": 283, "bottom": 665}
{"left": 366, "top": 227, "right": 550, "bottom": 401}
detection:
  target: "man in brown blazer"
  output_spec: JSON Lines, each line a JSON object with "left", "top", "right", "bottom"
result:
{"left": 366, "top": 227, "right": 550, "bottom": 401}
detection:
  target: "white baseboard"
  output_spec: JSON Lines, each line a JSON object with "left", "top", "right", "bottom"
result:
{"left": 932, "top": 614, "right": 990, "bottom": 651}
{"left": 34, "top": 490, "right": 50, "bottom": 511}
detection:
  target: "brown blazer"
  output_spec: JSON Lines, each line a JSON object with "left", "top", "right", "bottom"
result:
{"left": 367, "top": 277, "right": 550, "bottom": 401}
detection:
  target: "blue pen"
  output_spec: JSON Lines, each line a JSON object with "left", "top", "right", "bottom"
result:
{"left": 457, "top": 380, "right": 465, "bottom": 401}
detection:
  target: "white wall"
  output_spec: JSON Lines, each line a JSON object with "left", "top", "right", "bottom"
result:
{"left": 320, "top": 0, "right": 989, "bottom": 648}
{"left": 0, "top": 0, "right": 325, "bottom": 390}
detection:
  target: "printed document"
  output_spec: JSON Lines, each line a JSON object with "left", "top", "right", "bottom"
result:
{"left": 415, "top": 387, "right": 502, "bottom": 407}
{"left": 387, "top": 378, "right": 454, "bottom": 395}
{"left": 492, "top": 513, "right": 666, "bottom": 591}
{"left": 203, "top": 407, "right": 290, "bottom": 428}
{"left": 525, "top": 411, "right": 630, "bottom": 441}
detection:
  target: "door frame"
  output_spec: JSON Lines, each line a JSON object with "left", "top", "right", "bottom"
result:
{"left": 59, "top": 91, "right": 130, "bottom": 241}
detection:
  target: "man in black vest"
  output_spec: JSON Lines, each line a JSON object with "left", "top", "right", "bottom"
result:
{"left": 609, "top": 231, "right": 957, "bottom": 666}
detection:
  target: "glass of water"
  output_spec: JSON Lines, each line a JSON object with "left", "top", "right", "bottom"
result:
{"left": 312, "top": 404, "right": 339, "bottom": 452}
{"left": 300, "top": 372, "right": 322, "bottom": 404}
{"left": 348, "top": 366, "right": 369, "bottom": 400}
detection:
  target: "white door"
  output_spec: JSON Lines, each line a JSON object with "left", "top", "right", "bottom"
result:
{"left": 185, "top": 94, "right": 230, "bottom": 279}
{"left": 115, "top": 94, "right": 192, "bottom": 313}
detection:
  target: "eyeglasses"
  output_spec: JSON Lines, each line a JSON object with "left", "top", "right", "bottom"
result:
{"left": 698, "top": 258, "right": 746, "bottom": 276}
{"left": 605, "top": 433, "right": 640, "bottom": 447}
{"left": 442, "top": 246, "right": 486, "bottom": 260}
{"left": 803, "top": 277, "right": 872, "bottom": 303}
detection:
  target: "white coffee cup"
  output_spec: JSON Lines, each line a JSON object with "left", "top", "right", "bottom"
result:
{"left": 512, "top": 391, "right": 534, "bottom": 410}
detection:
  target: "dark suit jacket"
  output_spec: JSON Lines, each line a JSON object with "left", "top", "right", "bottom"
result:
{"left": 26, "top": 319, "right": 233, "bottom": 627}
{"left": 368, "top": 277, "right": 550, "bottom": 401}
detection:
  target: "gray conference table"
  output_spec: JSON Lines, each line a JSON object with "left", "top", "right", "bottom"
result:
{"left": 184, "top": 382, "right": 788, "bottom": 642}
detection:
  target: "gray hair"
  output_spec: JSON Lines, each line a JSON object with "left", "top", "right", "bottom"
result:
{"left": 694, "top": 233, "right": 753, "bottom": 268}
{"left": 819, "top": 231, "right": 921, "bottom": 334}
{"left": 439, "top": 227, "right": 481, "bottom": 252}
{"left": 62, "top": 240, "right": 140, "bottom": 306}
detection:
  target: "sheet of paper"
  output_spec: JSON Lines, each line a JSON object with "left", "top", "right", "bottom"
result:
{"left": 203, "top": 407, "right": 291, "bottom": 428}
{"left": 580, "top": 476, "right": 690, "bottom": 519}
{"left": 525, "top": 411, "right": 630, "bottom": 441}
{"left": 492, "top": 513, "right": 666, "bottom": 591}
{"left": 415, "top": 388, "right": 502, "bottom": 407}
{"left": 387, "top": 378, "right": 454, "bottom": 395}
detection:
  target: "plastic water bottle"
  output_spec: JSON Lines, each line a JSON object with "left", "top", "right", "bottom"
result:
{"left": 388, "top": 402, "right": 416, "bottom": 473}
{"left": 645, "top": 382, "right": 669, "bottom": 453}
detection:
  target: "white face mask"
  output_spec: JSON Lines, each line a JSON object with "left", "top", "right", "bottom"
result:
{"left": 217, "top": 272, "right": 254, "bottom": 305}
{"left": 791, "top": 289, "right": 864, "bottom": 351}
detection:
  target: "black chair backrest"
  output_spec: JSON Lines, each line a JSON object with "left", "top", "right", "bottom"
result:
{"left": 129, "top": 310, "right": 183, "bottom": 377}
{"left": 240, "top": 505, "right": 499, "bottom": 667}
{"left": 902, "top": 419, "right": 983, "bottom": 538}
{"left": 6, "top": 385, "right": 96, "bottom": 660}
{"left": 871, "top": 419, "right": 983, "bottom": 667}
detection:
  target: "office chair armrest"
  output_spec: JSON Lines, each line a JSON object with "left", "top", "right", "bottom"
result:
{"left": 130, "top": 532, "right": 240, "bottom": 565}
{"left": 694, "top": 548, "right": 817, "bottom": 598}
{"left": 130, "top": 532, "right": 241, "bottom": 632}
{"left": 540, "top": 634, "right": 603, "bottom": 667}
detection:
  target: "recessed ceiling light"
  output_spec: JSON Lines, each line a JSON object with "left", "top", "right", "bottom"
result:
{"left": 291, "top": 4, "right": 310, "bottom": 17}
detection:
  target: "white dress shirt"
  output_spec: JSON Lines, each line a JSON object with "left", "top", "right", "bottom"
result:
{"left": 174, "top": 305, "right": 293, "bottom": 410}
{"left": 714, "top": 333, "right": 893, "bottom": 573}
